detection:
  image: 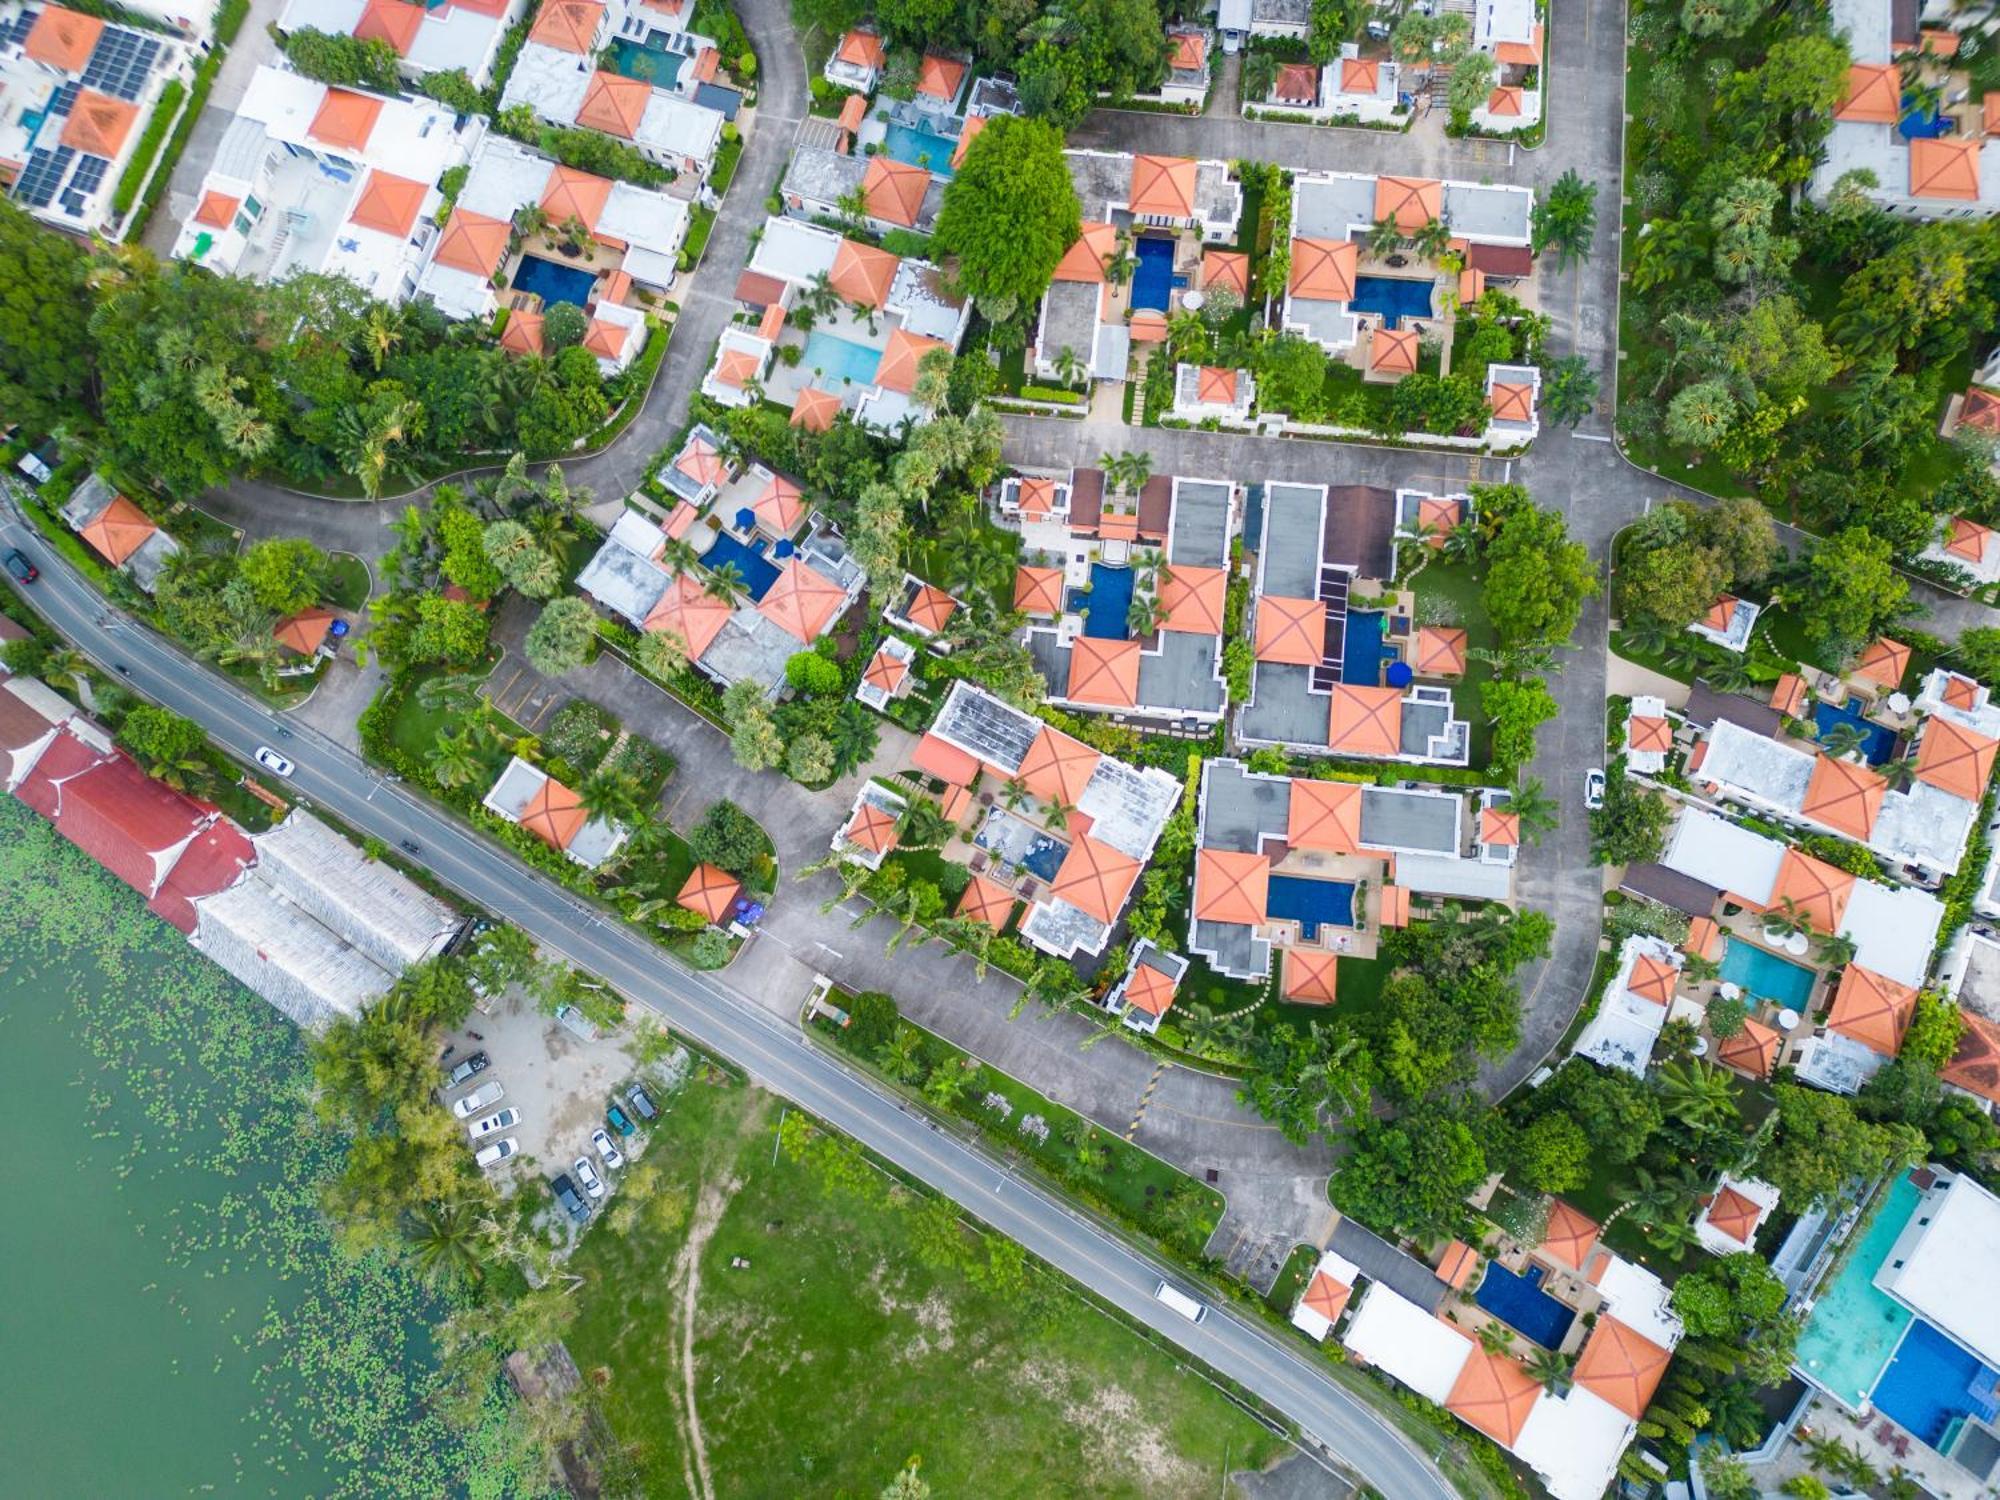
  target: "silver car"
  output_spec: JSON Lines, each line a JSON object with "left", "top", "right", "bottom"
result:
{"left": 573, "top": 1157, "right": 605, "bottom": 1198}
{"left": 474, "top": 1138, "right": 518, "bottom": 1169}
{"left": 591, "top": 1127, "right": 624, "bottom": 1169}
{"left": 451, "top": 1080, "right": 504, "bottom": 1118}
{"left": 467, "top": 1107, "right": 520, "bottom": 1142}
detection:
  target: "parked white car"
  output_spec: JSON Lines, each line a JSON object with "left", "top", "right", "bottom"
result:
{"left": 1584, "top": 768, "right": 1606, "bottom": 810}
{"left": 254, "top": 746, "right": 295, "bottom": 777}
{"left": 451, "top": 1081, "right": 504, "bottom": 1118}
{"left": 591, "top": 1127, "right": 624, "bottom": 1169}
{"left": 474, "top": 1138, "right": 518, "bottom": 1168}
{"left": 467, "top": 1107, "right": 520, "bottom": 1142}
{"left": 573, "top": 1158, "right": 605, "bottom": 1198}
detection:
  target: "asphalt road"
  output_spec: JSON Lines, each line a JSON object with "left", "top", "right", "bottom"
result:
{"left": 0, "top": 510, "right": 1456, "bottom": 1500}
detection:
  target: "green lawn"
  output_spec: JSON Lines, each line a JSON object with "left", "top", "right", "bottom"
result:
{"left": 1409, "top": 557, "right": 1496, "bottom": 767}
{"left": 1266, "top": 1242, "right": 1318, "bottom": 1313}
{"left": 884, "top": 844, "right": 971, "bottom": 903}
{"left": 325, "top": 553, "right": 371, "bottom": 610}
{"left": 566, "top": 1078, "right": 1286, "bottom": 1499}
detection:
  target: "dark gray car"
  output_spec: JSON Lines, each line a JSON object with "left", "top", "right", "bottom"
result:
{"left": 551, "top": 1173, "right": 590, "bottom": 1224}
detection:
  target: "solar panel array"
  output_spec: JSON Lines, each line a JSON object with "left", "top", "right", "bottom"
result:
{"left": 15, "top": 145, "right": 74, "bottom": 208}
{"left": 80, "top": 26, "right": 161, "bottom": 101}
{"left": 48, "top": 80, "right": 78, "bottom": 117}
{"left": 1, "top": 8, "right": 38, "bottom": 46}
{"left": 63, "top": 151, "right": 108, "bottom": 210}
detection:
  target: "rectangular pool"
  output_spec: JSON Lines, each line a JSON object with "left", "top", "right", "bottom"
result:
{"left": 1812, "top": 700, "right": 1899, "bottom": 765}
{"left": 1873, "top": 1320, "right": 2000, "bottom": 1448}
{"left": 1266, "top": 876, "right": 1357, "bottom": 940}
{"left": 802, "top": 330, "right": 882, "bottom": 388}
{"left": 880, "top": 120, "right": 957, "bottom": 177}
{"left": 1342, "top": 609, "right": 1387, "bottom": 686}
{"left": 1350, "top": 274, "right": 1435, "bottom": 329}
{"left": 607, "top": 36, "right": 685, "bottom": 86}
{"left": 701, "top": 532, "right": 781, "bottom": 601}
{"left": 1718, "top": 936, "right": 1818, "bottom": 1009}
{"left": 512, "top": 254, "right": 597, "bottom": 310}
{"left": 1131, "top": 236, "right": 1183, "bottom": 313}
{"left": 974, "top": 807, "right": 1068, "bottom": 880}
{"left": 1075, "top": 562, "right": 1134, "bottom": 640}
{"left": 1474, "top": 1261, "right": 1574, "bottom": 1349}
{"left": 1797, "top": 1174, "right": 1920, "bottom": 1406}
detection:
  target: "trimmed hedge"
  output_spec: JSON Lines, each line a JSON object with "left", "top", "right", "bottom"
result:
{"left": 110, "top": 78, "right": 183, "bottom": 218}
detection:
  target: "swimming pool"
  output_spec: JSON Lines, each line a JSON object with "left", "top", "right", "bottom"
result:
{"left": 1812, "top": 699, "right": 1899, "bottom": 765}
{"left": 1131, "top": 237, "right": 1184, "bottom": 313}
{"left": 1873, "top": 1321, "right": 2000, "bottom": 1447}
{"left": 1350, "top": 275, "right": 1435, "bottom": 329}
{"left": 1899, "top": 93, "right": 1951, "bottom": 139}
{"left": 1342, "top": 609, "right": 1388, "bottom": 686}
{"left": 702, "top": 531, "right": 782, "bottom": 601}
{"left": 802, "top": 329, "right": 883, "bottom": 387}
{"left": 1077, "top": 562, "right": 1134, "bottom": 640}
{"left": 1474, "top": 1261, "right": 1575, "bottom": 1349}
{"left": 1797, "top": 1174, "right": 1920, "bottom": 1406}
{"left": 1266, "top": 876, "right": 1357, "bottom": 940}
{"left": 880, "top": 120, "right": 957, "bottom": 177}
{"left": 606, "top": 36, "right": 685, "bottom": 86}
{"left": 512, "top": 254, "right": 597, "bottom": 310}
{"left": 1718, "top": 936, "right": 1818, "bottom": 1009}
{"left": 974, "top": 808, "right": 1068, "bottom": 880}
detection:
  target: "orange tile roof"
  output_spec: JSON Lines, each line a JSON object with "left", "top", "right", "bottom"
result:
{"left": 1962, "top": 388, "right": 2000, "bottom": 434}
{"left": 950, "top": 111, "right": 986, "bottom": 169}
{"left": 1494, "top": 21, "right": 1543, "bottom": 63}
{"left": 676, "top": 435, "right": 726, "bottom": 487}
{"left": 1717, "top": 1016, "right": 1781, "bottom": 1078}
{"left": 194, "top": 189, "right": 240, "bottom": 229}
{"left": 642, "top": 574, "right": 731, "bottom": 659}
{"left": 837, "top": 90, "right": 867, "bottom": 135}
{"left": 1128, "top": 155, "right": 1197, "bottom": 219}
{"left": 1378, "top": 884, "right": 1411, "bottom": 927}
{"left": 354, "top": 0, "right": 426, "bottom": 54}
{"left": 1988, "top": 92, "right": 2000, "bottom": 137}
{"left": 714, "top": 345, "right": 763, "bottom": 388}
{"left": 862, "top": 156, "right": 932, "bottom": 227}
{"left": 350, "top": 170, "right": 430, "bottom": 238}
{"left": 1275, "top": 61, "right": 1321, "bottom": 102}
{"left": 1459, "top": 265, "right": 1485, "bottom": 305}
{"left": 1097, "top": 506, "right": 1139, "bottom": 542}
{"left": 1417, "top": 495, "right": 1464, "bottom": 546}
{"left": 1700, "top": 595, "right": 1739, "bottom": 634}
{"left": 835, "top": 28, "right": 884, "bottom": 68}
{"left": 758, "top": 558, "right": 848, "bottom": 644}
{"left": 1374, "top": 176, "right": 1441, "bottom": 233}
{"left": 520, "top": 774, "right": 587, "bottom": 850}
{"left": 790, "top": 386, "right": 842, "bottom": 432}
{"left": 843, "top": 800, "right": 899, "bottom": 855}
{"left": 1625, "top": 951, "right": 1677, "bottom": 1006}
{"left": 1301, "top": 1268, "right": 1352, "bottom": 1323}
{"left": 24, "top": 5, "right": 103, "bottom": 71}
{"left": 916, "top": 53, "right": 966, "bottom": 100}
{"left": 578, "top": 70, "right": 650, "bottom": 138}
{"left": 861, "top": 644, "right": 909, "bottom": 697}
{"left": 663, "top": 501, "right": 697, "bottom": 539}
{"left": 1066, "top": 635, "right": 1141, "bottom": 708}
{"left": 1122, "top": 960, "right": 1180, "bottom": 1017}
{"left": 1703, "top": 1185, "right": 1764, "bottom": 1245}
{"left": 1920, "top": 26, "right": 1961, "bottom": 55}
{"left": 1916, "top": 716, "right": 1999, "bottom": 801}
{"left": 1481, "top": 805, "right": 1521, "bottom": 848}
{"left": 272, "top": 606, "right": 337, "bottom": 655}
{"left": 1255, "top": 595, "right": 1325, "bottom": 666}
{"left": 956, "top": 871, "right": 1016, "bottom": 932}
{"left": 1340, "top": 56, "right": 1381, "bottom": 93}
{"left": 1194, "top": 846, "right": 1270, "bottom": 926}
{"left": 432, "top": 208, "right": 510, "bottom": 277}
{"left": 1802, "top": 754, "right": 1886, "bottom": 841}
{"left": 60, "top": 90, "right": 137, "bottom": 158}
{"left": 1770, "top": 673, "right": 1809, "bottom": 718}
{"left": 78, "top": 494, "right": 156, "bottom": 566}
{"left": 1489, "top": 382, "right": 1536, "bottom": 423}
{"left": 1946, "top": 515, "right": 1993, "bottom": 563}
{"left": 586, "top": 315, "right": 638, "bottom": 361}
{"left": 1202, "top": 248, "right": 1249, "bottom": 295}
{"left": 1019, "top": 726, "right": 1100, "bottom": 808}
{"left": 830, "top": 236, "right": 901, "bottom": 306}
{"left": 1327, "top": 684, "right": 1402, "bottom": 757}
{"left": 678, "top": 862, "right": 742, "bottom": 923}
{"left": 1855, "top": 636, "right": 1910, "bottom": 689}
{"left": 1369, "top": 326, "right": 1420, "bottom": 376}
{"left": 1628, "top": 714, "right": 1672, "bottom": 753}
{"left": 541, "top": 163, "right": 613, "bottom": 233}
{"left": 1447, "top": 1348, "right": 1543, "bottom": 1446}
{"left": 1283, "top": 946, "right": 1340, "bottom": 1004}
{"left": 1128, "top": 310, "right": 1169, "bottom": 343}
{"left": 1437, "top": 1240, "right": 1480, "bottom": 1289}
{"left": 1013, "top": 476, "right": 1058, "bottom": 520}
{"left": 1828, "top": 964, "right": 1917, "bottom": 1056}
{"left": 1911, "top": 137, "right": 1981, "bottom": 201}
{"left": 1287, "top": 778, "right": 1362, "bottom": 855}
{"left": 908, "top": 733, "right": 978, "bottom": 791}
{"left": 1196, "top": 365, "right": 1238, "bottom": 406}
{"left": 1157, "top": 564, "right": 1225, "bottom": 636}
{"left": 751, "top": 472, "right": 804, "bottom": 535}
{"left": 1573, "top": 1317, "right": 1672, "bottom": 1421}
{"left": 306, "top": 87, "right": 384, "bottom": 154}
{"left": 1289, "top": 236, "right": 1359, "bottom": 302}
{"left": 1685, "top": 916, "right": 1723, "bottom": 962}
{"left": 1014, "top": 565, "right": 1065, "bottom": 616}
{"left": 1835, "top": 62, "right": 1902, "bottom": 123}
{"left": 1486, "top": 85, "right": 1524, "bottom": 116}
{"left": 1944, "top": 1011, "right": 2000, "bottom": 1104}
{"left": 1540, "top": 1200, "right": 1600, "bottom": 1271}
{"left": 529, "top": 0, "right": 604, "bottom": 52}
{"left": 1767, "top": 849, "right": 1855, "bottom": 934}
{"left": 1945, "top": 673, "right": 1983, "bottom": 711}
{"left": 903, "top": 582, "right": 957, "bottom": 633}
{"left": 873, "top": 327, "right": 947, "bottom": 395}
{"left": 1050, "top": 835, "right": 1141, "bottom": 925}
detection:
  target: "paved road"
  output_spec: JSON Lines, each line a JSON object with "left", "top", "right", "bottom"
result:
{"left": 0, "top": 511, "right": 1455, "bottom": 1500}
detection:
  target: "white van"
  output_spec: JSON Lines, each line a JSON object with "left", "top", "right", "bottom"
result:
{"left": 1154, "top": 1280, "right": 1208, "bottom": 1324}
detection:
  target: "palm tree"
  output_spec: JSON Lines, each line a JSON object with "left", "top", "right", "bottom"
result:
{"left": 703, "top": 561, "right": 746, "bottom": 601}
{"left": 1476, "top": 1321, "right": 1514, "bottom": 1356}
{"left": 1619, "top": 618, "right": 1671, "bottom": 659}
{"left": 1879, "top": 755, "right": 1917, "bottom": 790}
{"left": 1364, "top": 217, "right": 1406, "bottom": 258}
{"left": 1506, "top": 779, "right": 1559, "bottom": 845}
{"left": 1607, "top": 1163, "right": 1701, "bottom": 1228}
{"left": 355, "top": 303, "right": 404, "bottom": 373}
{"left": 1654, "top": 1059, "right": 1738, "bottom": 1131}
{"left": 36, "top": 644, "right": 93, "bottom": 695}
{"left": 1409, "top": 217, "right": 1452, "bottom": 260}
{"left": 1819, "top": 932, "right": 1859, "bottom": 969}
{"left": 1126, "top": 591, "right": 1162, "bottom": 637}
{"left": 579, "top": 768, "right": 647, "bottom": 825}
{"left": 877, "top": 1028, "right": 924, "bottom": 1083}
{"left": 1525, "top": 1347, "right": 1574, "bottom": 1395}
{"left": 924, "top": 1056, "right": 974, "bottom": 1108}
{"left": 1054, "top": 345, "right": 1086, "bottom": 390}
{"left": 1243, "top": 48, "right": 1279, "bottom": 101}
{"left": 429, "top": 729, "right": 484, "bottom": 790}
{"left": 1000, "top": 777, "right": 1030, "bottom": 812}
{"left": 417, "top": 672, "right": 483, "bottom": 717}
{"left": 407, "top": 1200, "right": 486, "bottom": 1288}
{"left": 1760, "top": 895, "right": 1812, "bottom": 941}
{"left": 896, "top": 797, "right": 953, "bottom": 850}
{"left": 658, "top": 537, "right": 702, "bottom": 577}
{"left": 801, "top": 270, "right": 842, "bottom": 321}
{"left": 1642, "top": 1214, "right": 1701, "bottom": 1261}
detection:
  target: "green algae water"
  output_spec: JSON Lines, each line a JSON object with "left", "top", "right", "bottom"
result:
{"left": 0, "top": 796, "right": 529, "bottom": 1497}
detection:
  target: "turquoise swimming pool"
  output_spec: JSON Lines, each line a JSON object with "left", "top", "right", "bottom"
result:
{"left": 1796, "top": 1174, "right": 1921, "bottom": 1407}
{"left": 1719, "top": 936, "right": 1817, "bottom": 1009}
{"left": 881, "top": 120, "right": 957, "bottom": 177}
{"left": 803, "top": 330, "right": 882, "bottom": 387}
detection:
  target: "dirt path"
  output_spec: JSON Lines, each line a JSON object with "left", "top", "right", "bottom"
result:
{"left": 672, "top": 1174, "right": 737, "bottom": 1500}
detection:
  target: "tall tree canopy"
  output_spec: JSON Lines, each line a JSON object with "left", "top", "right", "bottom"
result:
{"left": 935, "top": 116, "right": 1081, "bottom": 322}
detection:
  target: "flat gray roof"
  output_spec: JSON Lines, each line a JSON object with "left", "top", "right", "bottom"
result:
{"left": 1169, "top": 478, "right": 1230, "bottom": 569}
{"left": 1359, "top": 786, "right": 1458, "bottom": 853}
{"left": 1039, "top": 279, "right": 1101, "bottom": 368}
{"left": 1137, "top": 628, "right": 1225, "bottom": 717}
{"left": 1293, "top": 173, "right": 1375, "bottom": 238}
{"left": 1402, "top": 698, "right": 1450, "bottom": 758}
{"left": 1260, "top": 483, "right": 1325, "bottom": 596}
{"left": 1191, "top": 915, "right": 1270, "bottom": 980}
{"left": 1201, "top": 758, "right": 1290, "bottom": 852}
{"left": 1441, "top": 182, "right": 1531, "bottom": 243}
{"left": 1240, "top": 661, "right": 1329, "bottom": 749}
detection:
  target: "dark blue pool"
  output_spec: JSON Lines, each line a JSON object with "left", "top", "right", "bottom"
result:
{"left": 1899, "top": 93, "right": 1951, "bottom": 139}
{"left": 1342, "top": 609, "right": 1388, "bottom": 686}
{"left": 703, "top": 532, "right": 782, "bottom": 601}
{"left": 1131, "top": 236, "right": 1184, "bottom": 313}
{"left": 1266, "top": 876, "right": 1357, "bottom": 940}
{"left": 1474, "top": 1261, "right": 1575, "bottom": 1349}
{"left": 1812, "top": 700, "right": 1899, "bottom": 765}
{"left": 1873, "top": 1321, "right": 2000, "bottom": 1448}
{"left": 1076, "top": 562, "right": 1134, "bottom": 639}
{"left": 1349, "top": 274, "right": 1435, "bottom": 329}
{"left": 511, "top": 254, "right": 597, "bottom": 310}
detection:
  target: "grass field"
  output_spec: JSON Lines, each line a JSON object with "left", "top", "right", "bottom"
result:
{"left": 566, "top": 1075, "right": 1289, "bottom": 1499}
{"left": 325, "top": 553, "right": 371, "bottom": 610}
{"left": 1409, "top": 557, "right": 1496, "bottom": 767}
